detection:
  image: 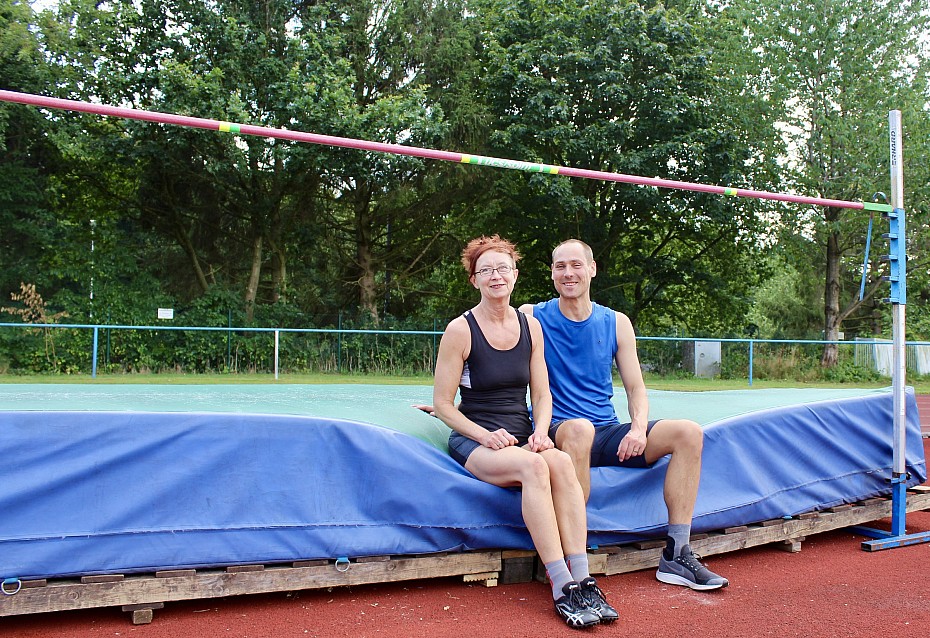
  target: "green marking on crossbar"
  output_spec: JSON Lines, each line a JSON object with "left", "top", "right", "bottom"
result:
{"left": 863, "top": 202, "right": 893, "bottom": 213}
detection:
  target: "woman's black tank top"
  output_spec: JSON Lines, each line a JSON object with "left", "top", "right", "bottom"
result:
{"left": 458, "top": 308, "right": 533, "bottom": 440}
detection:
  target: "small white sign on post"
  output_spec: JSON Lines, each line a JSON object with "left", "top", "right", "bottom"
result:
{"left": 157, "top": 308, "right": 174, "bottom": 320}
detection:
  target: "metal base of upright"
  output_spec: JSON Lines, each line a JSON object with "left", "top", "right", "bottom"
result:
{"left": 855, "top": 528, "right": 930, "bottom": 552}
{"left": 851, "top": 481, "right": 930, "bottom": 551}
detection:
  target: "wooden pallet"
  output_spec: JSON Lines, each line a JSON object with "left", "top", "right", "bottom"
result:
{"left": 2, "top": 488, "right": 928, "bottom": 624}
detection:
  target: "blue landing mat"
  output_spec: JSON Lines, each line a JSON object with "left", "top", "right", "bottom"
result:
{"left": 0, "top": 386, "right": 925, "bottom": 580}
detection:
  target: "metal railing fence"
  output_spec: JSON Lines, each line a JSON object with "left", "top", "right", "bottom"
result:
{"left": 1, "top": 322, "right": 929, "bottom": 385}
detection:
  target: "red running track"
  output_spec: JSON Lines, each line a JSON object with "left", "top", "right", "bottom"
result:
{"left": 4, "top": 444, "right": 930, "bottom": 638}
{"left": 917, "top": 394, "right": 930, "bottom": 437}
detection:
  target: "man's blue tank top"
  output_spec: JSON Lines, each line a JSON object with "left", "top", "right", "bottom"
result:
{"left": 533, "top": 299, "right": 619, "bottom": 427}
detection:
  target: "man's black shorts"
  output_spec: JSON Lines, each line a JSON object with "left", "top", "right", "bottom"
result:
{"left": 548, "top": 419, "right": 660, "bottom": 468}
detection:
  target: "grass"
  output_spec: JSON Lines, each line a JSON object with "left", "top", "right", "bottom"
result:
{"left": 0, "top": 371, "right": 435, "bottom": 385}
{"left": 2, "top": 370, "right": 929, "bottom": 393}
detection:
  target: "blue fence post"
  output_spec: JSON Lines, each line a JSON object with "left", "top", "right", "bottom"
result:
{"left": 748, "top": 340, "right": 754, "bottom": 387}
{"left": 105, "top": 309, "right": 111, "bottom": 368}
{"left": 226, "top": 309, "right": 232, "bottom": 371}
{"left": 91, "top": 326, "right": 99, "bottom": 378}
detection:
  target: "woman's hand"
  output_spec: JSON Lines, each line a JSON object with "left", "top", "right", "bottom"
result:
{"left": 482, "top": 428, "right": 518, "bottom": 450}
{"left": 527, "top": 430, "right": 554, "bottom": 453}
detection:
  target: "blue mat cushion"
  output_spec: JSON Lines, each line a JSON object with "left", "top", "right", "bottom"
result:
{"left": 0, "top": 389, "right": 924, "bottom": 579}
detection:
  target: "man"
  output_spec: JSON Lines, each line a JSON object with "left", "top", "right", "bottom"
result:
{"left": 517, "top": 239, "right": 727, "bottom": 591}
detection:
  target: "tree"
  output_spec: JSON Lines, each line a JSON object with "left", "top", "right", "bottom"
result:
{"left": 731, "top": 0, "right": 930, "bottom": 364}
{"left": 36, "top": 0, "right": 484, "bottom": 324}
{"left": 464, "top": 0, "right": 773, "bottom": 334}
{"left": 0, "top": 0, "right": 60, "bottom": 299}
{"left": 299, "top": 1, "right": 485, "bottom": 323}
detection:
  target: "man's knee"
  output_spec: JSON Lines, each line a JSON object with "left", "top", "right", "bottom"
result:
{"left": 556, "top": 418, "right": 595, "bottom": 451}
{"left": 652, "top": 418, "right": 702, "bottom": 455}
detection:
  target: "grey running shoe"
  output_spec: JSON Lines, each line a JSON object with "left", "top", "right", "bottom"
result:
{"left": 554, "top": 582, "right": 601, "bottom": 628}
{"left": 656, "top": 540, "right": 729, "bottom": 591}
{"left": 579, "top": 577, "right": 619, "bottom": 623}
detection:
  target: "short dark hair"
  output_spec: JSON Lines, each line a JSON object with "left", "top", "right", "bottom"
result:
{"left": 462, "top": 234, "right": 521, "bottom": 274}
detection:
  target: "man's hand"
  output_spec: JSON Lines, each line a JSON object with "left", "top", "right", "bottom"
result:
{"left": 412, "top": 404, "right": 436, "bottom": 416}
{"left": 617, "top": 430, "right": 648, "bottom": 461}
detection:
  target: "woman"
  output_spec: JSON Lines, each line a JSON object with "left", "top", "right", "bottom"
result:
{"left": 432, "top": 235, "right": 617, "bottom": 628}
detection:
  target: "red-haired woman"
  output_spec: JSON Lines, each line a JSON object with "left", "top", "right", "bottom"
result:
{"left": 432, "top": 235, "right": 616, "bottom": 628}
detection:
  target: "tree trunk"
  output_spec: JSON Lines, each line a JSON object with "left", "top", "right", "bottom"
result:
{"left": 355, "top": 188, "right": 379, "bottom": 325}
{"left": 244, "top": 234, "right": 263, "bottom": 323}
{"left": 821, "top": 219, "right": 841, "bottom": 367}
{"left": 268, "top": 236, "right": 286, "bottom": 304}
{"left": 175, "top": 228, "right": 210, "bottom": 295}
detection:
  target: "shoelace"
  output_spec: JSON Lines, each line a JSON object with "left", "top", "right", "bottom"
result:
{"left": 582, "top": 582, "right": 606, "bottom": 604}
{"left": 568, "top": 586, "right": 590, "bottom": 609}
{"left": 677, "top": 551, "right": 705, "bottom": 571}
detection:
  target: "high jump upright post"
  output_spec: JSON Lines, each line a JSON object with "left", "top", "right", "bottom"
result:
{"left": 855, "top": 111, "right": 930, "bottom": 551}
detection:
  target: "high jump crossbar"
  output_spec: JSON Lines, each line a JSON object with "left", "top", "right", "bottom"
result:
{"left": 0, "top": 89, "right": 892, "bottom": 213}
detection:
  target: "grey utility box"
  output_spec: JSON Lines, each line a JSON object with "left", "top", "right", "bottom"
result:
{"left": 683, "top": 340, "right": 721, "bottom": 378}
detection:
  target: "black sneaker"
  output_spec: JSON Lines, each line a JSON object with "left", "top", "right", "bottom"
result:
{"left": 656, "top": 538, "right": 729, "bottom": 591}
{"left": 554, "top": 581, "right": 601, "bottom": 628}
{"left": 579, "top": 577, "right": 619, "bottom": 623}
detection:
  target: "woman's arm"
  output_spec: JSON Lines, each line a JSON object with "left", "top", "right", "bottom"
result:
{"left": 526, "top": 315, "right": 554, "bottom": 452}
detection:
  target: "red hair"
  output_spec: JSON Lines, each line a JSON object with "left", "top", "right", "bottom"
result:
{"left": 461, "top": 234, "right": 521, "bottom": 274}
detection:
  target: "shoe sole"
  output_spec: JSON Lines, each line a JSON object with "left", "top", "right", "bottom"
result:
{"left": 556, "top": 608, "right": 601, "bottom": 628}
{"left": 562, "top": 617, "right": 600, "bottom": 629}
{"left": 656, "top": 570, "right": 728, "bottom": 591}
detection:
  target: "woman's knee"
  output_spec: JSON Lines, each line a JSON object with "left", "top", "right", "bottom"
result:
{"left": 541, "top": 449, "right": 577, "bottom": 482}
{"left": 519, "top": 453, "right": 552, "bottom": 487}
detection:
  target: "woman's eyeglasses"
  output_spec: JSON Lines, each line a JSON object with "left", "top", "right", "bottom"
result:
{"left": 475, "top": 265, "right": 513, "bottom": 277}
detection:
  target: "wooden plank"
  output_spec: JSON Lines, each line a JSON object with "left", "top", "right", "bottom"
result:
{"left": 22, "top": 580, "right": 47, "bottom": 589}
{"left": 155, "top": 570, "right": 196, "bottom": 579}
{"left": 723, "top": 526, "right": 749, "bottom": 534}
{"left": 461, "top": 571, "right": 499, "bottom": 587}
{"left": 81, "top": 575, "right": 124, "bottom": 584}
{"left": 824, "top": 504, "right": 854, "bottom": 513}
{"left": 122, "top": 601, "right": 164, "bottom": 623}
{"left": 775, "top": 538, "right": 804, "bottom": 553}
{"left": 122, "top": 602, "right": 165, "bottom": 611}
{"left": 587, "top": 553, "right": 608, "bottom": 575}
{"left": 499, "top": 551, "right": 536, "bottom": 585}
{"left": 226, "top": 565, "right": 264, "bottom": 574}
{"left": 0, "top": 551, "right": 502, "bottom": 617}
{"left": 128, "top": 608, "right": 154, "bottom": 624}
